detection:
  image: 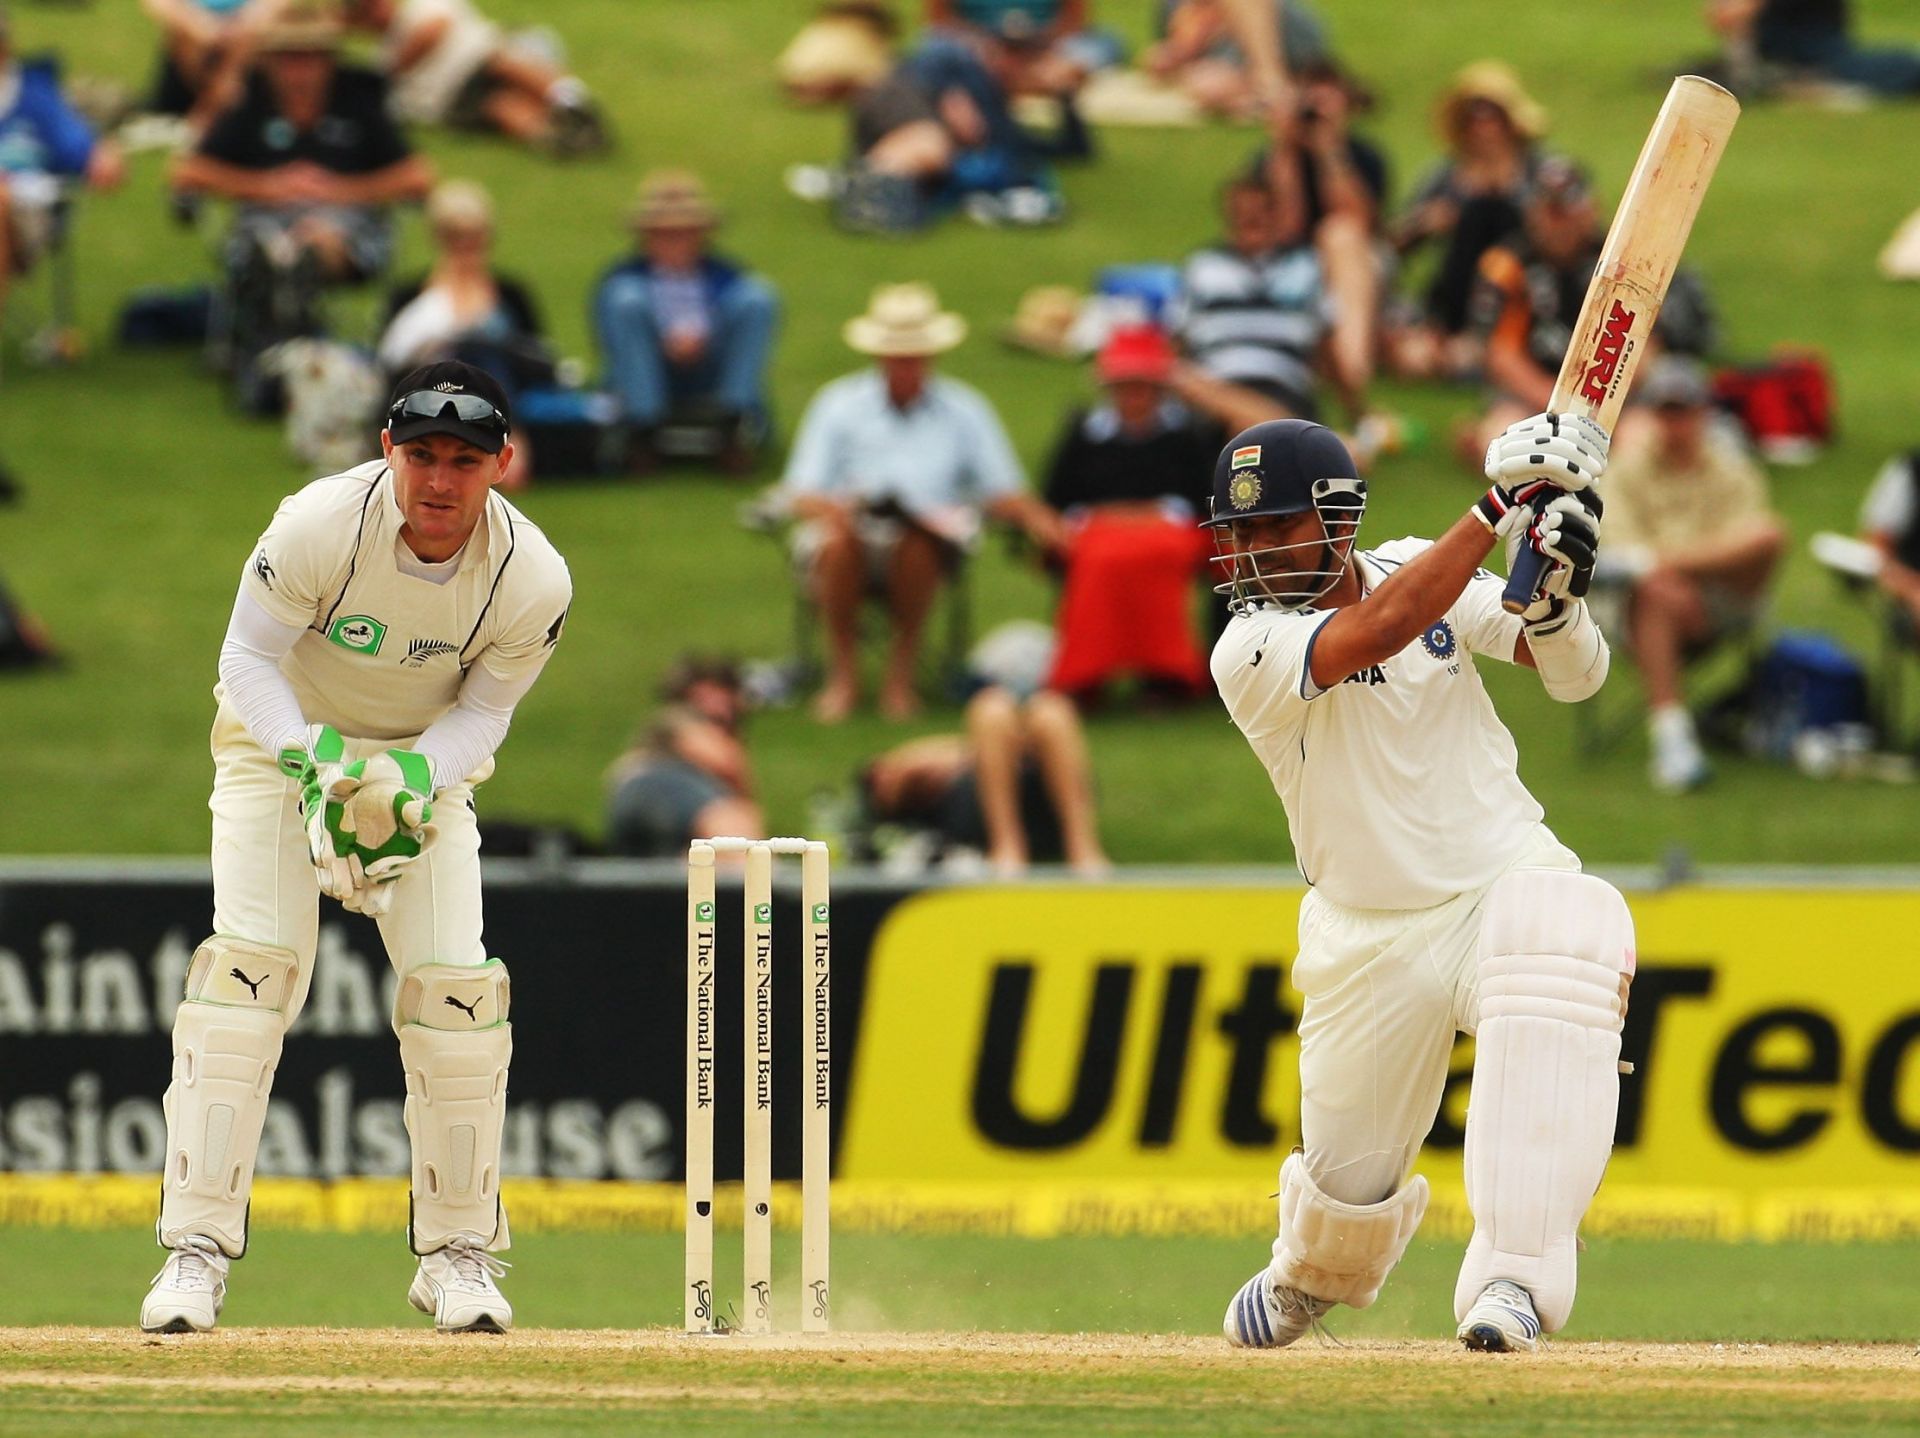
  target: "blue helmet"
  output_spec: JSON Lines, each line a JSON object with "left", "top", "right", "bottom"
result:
{"left": 1202, "top": 420, "right": 1367, "bottom": 612}
{"left": 1202, "top": 419, "right": 1364, "bottom": 528}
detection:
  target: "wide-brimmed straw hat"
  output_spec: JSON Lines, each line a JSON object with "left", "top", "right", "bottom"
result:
{"left": 1436, "top": 61, "right": 1547, "bottom": 147}
{"left": 427, "top": 178, "right": 493, "bottom": 233}
{"left": 1000, "top": 284, "right": 1083, "bottom": 358}
{"left": 255, "top": 0, "right": 344, "bottom": 53}
{"left": 844, "top": 283, "right": 966, "bottom": 357}
{"left": 629, "top": 169, "right": 720, "bottom": 230}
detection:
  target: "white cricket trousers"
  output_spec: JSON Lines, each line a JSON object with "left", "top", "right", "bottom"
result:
{"left": 206, "top": 709, "right": 489, "bottom": 1020}
{"left": 1292, "top": 825, "right": 1580, "bottom": 1207}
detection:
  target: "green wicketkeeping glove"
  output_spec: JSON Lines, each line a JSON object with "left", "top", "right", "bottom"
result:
{"left": 323, "top": 748, "right": 438, "bottom": 917}
{"left": 280, "top": 724, "right": 358, "bottom": 903}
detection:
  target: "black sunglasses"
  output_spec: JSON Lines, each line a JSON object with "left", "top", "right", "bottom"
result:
{"left": 388, "top": 389, "right": 508, "bottom": 434}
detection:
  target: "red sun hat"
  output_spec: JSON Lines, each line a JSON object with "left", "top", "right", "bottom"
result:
{"left": 1097, "top": 325, "right": 1175, "bottom": 385}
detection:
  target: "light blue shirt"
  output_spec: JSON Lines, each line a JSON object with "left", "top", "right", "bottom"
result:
{"left": 781, "top": 369, "right": 1026, "bottom": 521}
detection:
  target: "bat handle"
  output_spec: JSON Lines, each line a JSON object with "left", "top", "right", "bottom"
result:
{"left": 1501, "top": 543, "right": 1553, "bottom": 616}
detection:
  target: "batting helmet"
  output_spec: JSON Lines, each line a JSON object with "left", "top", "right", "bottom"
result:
{"left": 1202, "top": 420, "right": 1366, "bottom": 612}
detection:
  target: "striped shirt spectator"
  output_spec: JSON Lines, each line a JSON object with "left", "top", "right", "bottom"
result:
{"left": 1172, "top": 178, "right": 1329, "bottom": 419}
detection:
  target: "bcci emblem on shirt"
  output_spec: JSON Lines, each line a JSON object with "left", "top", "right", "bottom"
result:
{"left": 1420, "top": 620, "right": 1457, "bottom": 661}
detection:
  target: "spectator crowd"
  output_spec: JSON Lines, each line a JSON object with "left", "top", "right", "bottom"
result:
{"left": 4, "top": 0, "right": 1918, "bottom": 846}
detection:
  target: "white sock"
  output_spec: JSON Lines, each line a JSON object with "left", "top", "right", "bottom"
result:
{"left": 1649, "top": 704, "right": 1696, "bottom": 747}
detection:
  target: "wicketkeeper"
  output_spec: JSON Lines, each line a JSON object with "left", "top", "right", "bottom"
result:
{"left": 141, "top": 361, "right": 572, "bottom": 1334}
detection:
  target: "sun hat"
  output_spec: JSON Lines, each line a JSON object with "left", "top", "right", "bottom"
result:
{"left": 843, "top": 282, "right": 967, "bottom": 357}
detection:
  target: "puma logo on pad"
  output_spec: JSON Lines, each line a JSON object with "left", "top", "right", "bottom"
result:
{"left": 231, "top": 968, "right": 265, "bottom": 1000}
{"left": 444, "top": 995, "right": 482, "bottom": 1021}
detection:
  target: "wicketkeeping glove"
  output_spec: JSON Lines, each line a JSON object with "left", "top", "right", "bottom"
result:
{"left": 280, "top": 724, "right": 358, "bottom": 903}
{"left": 1482, "top": 411, "right": 1610, "bottom": 494}
{"left": 319, "top": 748, "right": 438, "bottom": 917}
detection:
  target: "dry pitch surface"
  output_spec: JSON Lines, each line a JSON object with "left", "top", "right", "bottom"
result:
{"left": 3, "top": 1330, "right": 1919, "bottom": 1437}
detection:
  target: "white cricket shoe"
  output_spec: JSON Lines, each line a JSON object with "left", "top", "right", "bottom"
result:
{"left": 1222, "top": 1266, "right": 1329, "bottom": 1349}
{"left": 140, "top": 1236, "right": 229, "bottom": 1334}
{"left": 408, "top": 1237, "right": 513, "bottom": 1333}
{"left": 1457, "top": 1279, "right": 1542, "bottom": 1352}
{"left": 1649, "top": 709, "right": 1711, "bottom": 793}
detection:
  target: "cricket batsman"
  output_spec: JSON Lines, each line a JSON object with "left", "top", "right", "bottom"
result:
{"left": 140, "top": 361, "right": 572, "bottom": 1335}
{"left": 1208, "top": 415, "right": 1632, "bottom": 1352}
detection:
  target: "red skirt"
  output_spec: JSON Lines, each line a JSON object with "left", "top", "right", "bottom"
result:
{"left": 1047, "top": 513, "right": 1213, "bottom": 696}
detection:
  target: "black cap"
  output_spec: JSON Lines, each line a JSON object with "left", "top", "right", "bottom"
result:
{"left": 1530, "top": 155, "right": 1592, "bottom": 208}
{"left": 385, "top": 361, "right": 512, "bottom": 454}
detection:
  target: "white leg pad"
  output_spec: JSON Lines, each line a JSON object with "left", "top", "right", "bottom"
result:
{"left": 397, "top": 960, "right": 512, "bottom": 1252}
{"left": 158, "top": 937, "right": 300, "bottom": 1257}
{"left": 1455, "top": 868, "right": 1635, "bottom": 1333}
{"left": 1270, "top": 1151, "right": 1431, "bottom": 1309}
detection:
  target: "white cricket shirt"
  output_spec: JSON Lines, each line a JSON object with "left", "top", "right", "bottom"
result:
{"left": 1211, "top": 537, "right": 1547, "bottom": 911}
{"left": 219, "top": 460, "right": 572, "bottom": 743}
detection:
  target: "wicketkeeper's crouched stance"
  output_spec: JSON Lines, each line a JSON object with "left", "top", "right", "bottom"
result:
{"left": 1207, "top": 416, "right": 1634, "bottom": 1353}
{"left": 143, "top": 362, "right": 571, "bottom": 1335}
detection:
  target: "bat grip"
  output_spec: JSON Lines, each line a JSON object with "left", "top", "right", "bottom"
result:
{"left": 1501, "top": 543, "right": 1553, "bottom": 616}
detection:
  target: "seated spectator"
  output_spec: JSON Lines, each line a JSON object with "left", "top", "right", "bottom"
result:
{"left": 1859, "top": 445, "right": 1920, "bottom": 635}
{"left": 1042, "top": 325, "right": 1286, "bottom": 698}
{"left": 1143, "top": 0, "right": 1330, "bottom": 120}
{"left": 858, "top": 685, "right": 1108, "bottom": 874}
{"left": 0, "top": 7, "right": 125, "bottom": 333}
{"left": 778, "top": 282, "right": 1065, "bottom": 722}
{"left": 171, "top": 4, "right": 433, "bottom": 370}
{"left": 1599, "top": 359, "right": 1787, "bottom": 792}
{"left": 1709, "top": 0, "right": 1920, "bottom": 97}
{"left": 1243, "top": 60, "right": 1386, "bottom": 402}
{"left": 842, "top": 40, "right": 1059, "bottom": 228}
{"left": 924, "top": 0, "right": 1124, "bottom": 99}
{"left": 378, "top": 178, "right": 545, "bottom": 486}
{"left": 1173, "top": 176, "right": 1357, "bottom": 424}
{"left": 605, "top": 657, "right": 763, "bottom": 856}
{"left": 778, "top": 1, "right": 897, "bottom": 106}
{"left": 1388, "top": 60, "right": 1550, "bottom": 380}
{"left": 346, "top": 0, "right": 607, "bottom": 155}
{"left": 1461, "top": 157, "right": 1720, "bottom": 461}
{"left": 594, "top": 170, "right": 779, "bottom": 475}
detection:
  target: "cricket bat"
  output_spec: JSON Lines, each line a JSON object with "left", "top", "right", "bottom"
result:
{"left": 1502, "top": 75, "right": 1741, "bottom": 615}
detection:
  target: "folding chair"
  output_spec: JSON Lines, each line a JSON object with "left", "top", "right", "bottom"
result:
{"left": 740, "top": 492, "right": 976, "bottom": 700}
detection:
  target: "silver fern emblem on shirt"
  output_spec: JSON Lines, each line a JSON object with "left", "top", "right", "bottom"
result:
{"left": 402, "top": 637, "right": 459, "bottom": 668}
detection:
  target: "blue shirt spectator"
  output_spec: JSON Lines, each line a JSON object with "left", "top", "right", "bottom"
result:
{"left": 594, "top": 168, "right": 779, "bottom": 475}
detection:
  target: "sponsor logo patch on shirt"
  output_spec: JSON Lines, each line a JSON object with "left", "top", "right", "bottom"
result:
{"left": 326, "top": 614, "right": 387, "bottom": 655}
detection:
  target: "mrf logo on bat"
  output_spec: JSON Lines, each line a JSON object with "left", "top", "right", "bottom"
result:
{"left": 1577, "top": 298, "right": 1638, "bottom": 406}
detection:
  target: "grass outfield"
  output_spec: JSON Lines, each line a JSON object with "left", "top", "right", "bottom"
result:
{"left": 5, "top": 1229, "right": 1920, "bottom": 1436}
{"left": 3, "top": 2, "right": 1920, "bottom": 865}
{"left": 11, "top": 1227, "right": 1920, "bottom": 1341}
{"left": 5, "top": 1332, "right": 1920, "bottom": 1438}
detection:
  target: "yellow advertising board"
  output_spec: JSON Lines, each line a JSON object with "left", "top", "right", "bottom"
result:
{"left": 842, "top": 885, "right": 1920, "bottom": 1206}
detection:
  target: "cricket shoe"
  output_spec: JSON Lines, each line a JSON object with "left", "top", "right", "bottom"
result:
{"left": 1457, "top": 1279, "right": 1542, "bottom": 1353}
{"left": 1223, "top": 1266, "right": 1329, "bottom": 1348}
{"left": 140, "top": 1236, "right": 228, "bottom": 1333}
{"left": 408, "top": 1237, "right": 513, "bottom": 1333}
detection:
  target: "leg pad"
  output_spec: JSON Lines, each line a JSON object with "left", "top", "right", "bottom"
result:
{"left": 397, "top": 960, "right": 512, "bottom": 1252}
{"left": 1271, "top": 1151, "right": 1430, "bottom": 1309}
{"left": 158, "top": 937, "right": 299, "bottom": 1257}
{"left": 1456, "top": 869, "right": 1635, "bottom": 1333}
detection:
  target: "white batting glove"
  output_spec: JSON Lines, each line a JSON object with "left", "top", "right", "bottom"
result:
{"left": 1483, "top": 412, "right": 1610, "bottom": 494}
{"left": 1511, "top": 491, "right": 1604, "bottom": 622}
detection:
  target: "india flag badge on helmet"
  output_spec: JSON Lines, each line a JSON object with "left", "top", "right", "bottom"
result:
{"left": 1229, "top": 471, "right": 1263, "bottom": 510}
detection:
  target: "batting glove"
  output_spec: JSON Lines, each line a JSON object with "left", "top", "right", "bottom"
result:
{"left": 1483, "top": 412, "right": 1610, "bottom": 494}
{"left": 1510, "top": 490, "right": 1604, "bottom": 622}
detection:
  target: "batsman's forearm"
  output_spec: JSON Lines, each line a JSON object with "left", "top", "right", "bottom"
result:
{"left": 1362, "top": 514, "right": 1497, "bottom": 651}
